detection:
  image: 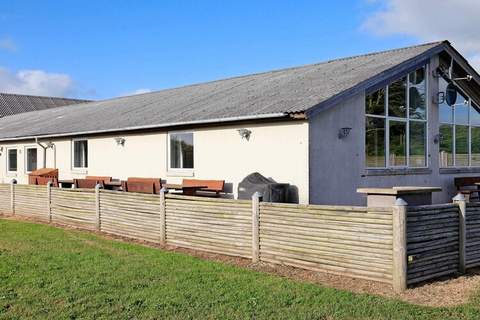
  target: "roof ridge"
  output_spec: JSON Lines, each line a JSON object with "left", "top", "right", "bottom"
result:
{"left": 118, "top": 40, "right": 447, "bottom": 99}
{"left": 0, "top": 92, "right": 91, "bottom": 102}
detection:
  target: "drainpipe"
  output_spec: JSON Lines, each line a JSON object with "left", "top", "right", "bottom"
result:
{"left": 35, "top": 137, "right": 49, "bottom": 168}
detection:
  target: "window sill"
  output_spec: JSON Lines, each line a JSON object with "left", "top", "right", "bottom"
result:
{"left": 363, "top": 168, "right": 432, "bottom": 177}
{"left": 439, "top": 167, "right": 480, "bottom": 174}
{"left": 167, "top": 170, "right": 195, "bottom": 177}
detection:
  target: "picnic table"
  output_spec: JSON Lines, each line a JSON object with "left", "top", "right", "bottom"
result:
{"left": 164, "top": 183, "right": 208, "bottom": 196}
{"left": 357, "top": 186, "right": 442, "bottom": 207}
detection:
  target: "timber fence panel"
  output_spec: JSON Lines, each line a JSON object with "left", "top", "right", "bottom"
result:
{"left": 406, "top": 204, "right": 459, "bottom": 285}
{"left": 14, "top": 184, "right": 49, "bottom": 222}
{"left": 100, "top": 190, "right": 161, "bottom": 243}
{"left": 259, "top": 202, "right": 394, "bottom": 283}
{"left": 51, "top": 188, "right": 97, "bottom": 229}
{"left": 165, "top": 194, "right": 253, "bottom": 258}
{"left": 466, "top": 203, "right": 480, "bottom": 268}
{"left": 0, "top": 184, "right": 10, "bottom": 213}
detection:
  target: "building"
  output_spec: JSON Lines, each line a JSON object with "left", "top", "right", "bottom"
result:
{"left": 0, "top": 40, "right": 478, "bottom": 205}
{"left": 0, "top": 93, "right": 89, "bottom": 118}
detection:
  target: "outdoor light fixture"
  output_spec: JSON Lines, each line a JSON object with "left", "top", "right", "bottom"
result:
{"left": 453, "top": 75, "right": 473, "bottom": 82}
{"left": 338, "top": 127, "right": 352, "bottom": 139}
{"left": 114, "top": 137, "right": 126, "bottom": 146}
{"left": 237, "top": 128, "right": 252, "bottom": 141}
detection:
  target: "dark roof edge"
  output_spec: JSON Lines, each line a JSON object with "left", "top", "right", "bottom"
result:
{"left": 305, "top": 41, "right": 450, "bottom": 118}
{"left": 0, "top": 112, "right": 291, "bottom": 142}
{"left": 0, "top": 92, "right": 91, "bottom": 102}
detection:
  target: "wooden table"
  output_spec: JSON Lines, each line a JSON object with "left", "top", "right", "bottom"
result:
{"left": 164, "top": 184, "right": 207, "bottom": 196}
{"left": 357, "top": 187, "right": 442, "bottom": 207}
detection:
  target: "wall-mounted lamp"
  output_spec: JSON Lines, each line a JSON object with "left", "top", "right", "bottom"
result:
{"left": 338, "top": 127, "right": 352, "bottom": 139}
{"left": 237, "top": 128, "right": 252, "bottom": 141}
{"left": 114, "top": 137, "right": 126, "bottom": 146}
{"left": 453, "top": 75, "right": 473, "bottom": 82}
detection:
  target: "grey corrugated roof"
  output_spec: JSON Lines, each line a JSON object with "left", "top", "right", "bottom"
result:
{"left": 0, "top": 41, "right": 447, "bottom": 141}
{"left": 0, "top": 93, "right": 89, "bottom": 118}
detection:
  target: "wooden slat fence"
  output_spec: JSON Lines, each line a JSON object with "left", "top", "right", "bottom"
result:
{"left": 100, "top": 190, "right": 161, "bottom": 243}
{"left": 166, "top": 194, "right": 252, "bottom": 258}
{"left": 51, "top": 188, "right": 96, "bottom": 229}
{"left": 14, "top": 185, "right": 49, "bottom": 222}
{"left": 466, "top": 203, "right": 480, "bottom": 268}
{"left": 406, "top": 204, "right": 459, "bottom": 285}
{"left": 259, "top": 202, "right": 393, "bottom": 283}
{"left": 0, "top": 183, "right": 10, "bottom": 213}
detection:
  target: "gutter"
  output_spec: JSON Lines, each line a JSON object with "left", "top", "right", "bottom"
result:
{"left": 0, "top": 113, "right": 290, "bottom": 142}
{"left": 35, "top": 138, "right": 50, "bottom": 168}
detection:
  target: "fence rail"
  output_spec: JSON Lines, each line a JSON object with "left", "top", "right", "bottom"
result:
{"left": 3, "top": 182, "right": 479, "bottom": 292}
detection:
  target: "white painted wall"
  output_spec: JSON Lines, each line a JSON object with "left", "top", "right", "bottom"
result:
{"left": 0, "top": 120, "right": 309, "bottom": 203}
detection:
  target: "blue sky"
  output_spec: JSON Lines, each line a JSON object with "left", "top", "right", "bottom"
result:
{"left": 0, "top": 1, "right": 478, "bottom": 99}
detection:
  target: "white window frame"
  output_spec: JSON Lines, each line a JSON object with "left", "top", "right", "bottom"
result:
{"left": 365, "top": 65, "right": 429, "bottom": 169}
{"left": 167, "top": 131, "right": 194, "bottom": 176}
{"left": 24, "top": 145, "right": 38, "bottom": 173}
{"left": 71, "top": 138, "right": 89, "bottom": 172}
{"left": 6, "top": 147, "right": 18, "bottom": 175}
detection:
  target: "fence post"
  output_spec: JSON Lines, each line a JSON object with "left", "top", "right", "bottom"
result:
{"left": 453, "top": 193, "right": 467, "bottom": 274}
{"left": 160, "top": 187, "right": 167, "bottom": 246}
{"left": 392, "top": 198, "right": 408, "bottom": 293}
{"left": 252, "top": 192, "right": 262, "bottom": 263}
{"left": 10, "top": 179, "right": 16, "bottom": 215}
{"left": 47, "top": 181, "right": 52, "bottom": 223}
{"left": 95, "top": 184, "right": 102, "bottom": 231}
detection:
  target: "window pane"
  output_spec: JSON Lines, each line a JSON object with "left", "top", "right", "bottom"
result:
{"left": 74, "top": 140, "right": 88, "bottom": 168}
{"left": 455, "top": 125, "right": 469, "bottom": 166}
{"left": 26, "top": 148, "right": 37, "bottom": 172}
{"left": 389, "top": 120, "right": 407, "bottom": 166}
{"left": 409, "top": 68, "right": 426, "bottom": 120}
{"left": 409, "top": 121, "right": 426, "bottom": 167}
{"left": 170, "top": 133, "right": 194, "bottom": 169}
{"left": 472, "top": 127, "right": 480, "bottom": 166}
{"left": 455, "top": 104, "right": 469, "bottom": 125}
{"left": 471, "top": 102, "right": 480, "bottom": 126}
{"left": 440, "top": 124, "right": 454, "bottom": 167}
{"left": 439, "top": 77, "right": 453, "bottom": 123}
{"left": 388, "top": 77, "right": 407, "bottom": 118}
{"left": 8, "top": 149, "right": 17, "bottom": 172}
{"left": 365, "top": 89, "right": 385, "bottom": 115}
{"left": 365, "top": 117, "right": 385, "bottom": 167}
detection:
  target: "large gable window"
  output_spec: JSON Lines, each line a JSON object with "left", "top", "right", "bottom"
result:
{"left": 439, "top": 76, "right": 480, "bottom": 167}
{"left": 169, "top": 132, "right": 194, "bottom": 169}
{"left": 365, "top": 66, "right": 427, "bottom": 168}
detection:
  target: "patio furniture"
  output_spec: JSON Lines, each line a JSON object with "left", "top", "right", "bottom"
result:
{"left": 357, "top": 186, "right": 442, "bottom": 207}
{"left": 74, "top": 178, "right": 104, "bottom": 189}
{"left": 86, "top": 176, "right": 112, "bottom": 184}
{"left": 182, "top": 179, "right": 225, "bottom": 197}
{"left": 123, "top": 177, "right": 162, "bottom": 194}
{"left": 28, "top": 168, "right": 58, "bottom": 185}
{"left": 58, "top": 179, "right": 74, "bottom": 188}
{"left": 455, "top": 177, "right": 480, "bottom": 201}
{"left": 34, "top": 176, "right": 59, "bottom": 187}
{"left": 164, "top": 183, "right": 208, "bottom": 196}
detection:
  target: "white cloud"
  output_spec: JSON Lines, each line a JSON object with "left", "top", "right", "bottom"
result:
{"left": 125, "top": 88, "right": 152, "bottom": 96}
{"left": 0, "top": 67, "right": 75, "bottom": 97}
{"left": 0, "top": 37, "right": 16, "bottom": 52}
{"left": 362, "top": 0, "right": 480, "bottom": 72}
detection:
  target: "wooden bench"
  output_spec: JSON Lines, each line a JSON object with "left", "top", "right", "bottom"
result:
{"left": 74, "top": 178, "right": 104, "bottom": 189}
{"left": 86, "top": 176, "right": 112, "bottom": 184}
{"left": 122, "top": 177, "right": 162, "bottom": 194}
{"left": 34, "top": 176, "right": 59, "bottom": 187}
{"left": 183, "top": 179, "right": 225, "bottom": 197}
{"left": 454, "top": 177, "right": 480, "bottom": 201}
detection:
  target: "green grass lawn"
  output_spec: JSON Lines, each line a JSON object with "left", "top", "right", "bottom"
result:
{"left": 0, "top": 219, "right": 479, "bottom": 320}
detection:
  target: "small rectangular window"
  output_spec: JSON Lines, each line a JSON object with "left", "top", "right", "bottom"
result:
{"left": 365, "top": 88, "right": 385, "bottom": 116}
{"left": 365, "top": 117, "right": 385, "bottom": 167}
{"left": 7, "top": 149, "right": 17, "bottom": 172}
{"left": 170, "top": 132, "right": 194, "bottom": 169}
{"left": 388, "top": 77, "right": 407, "bottom": 118}
{"left": 409, "top": 122, "right": 426, "bottom": 167}
{"left": 26, "top": 148, "right": 38, "bottom": 172}
{"left": 455, "top": 125, "right": 469, "bottom": 166}
{"left": 439, "top": 124, "right": 454, "bottom": 167}
{"left": 73, "top": 140, "right": 88, "bottom": 169}
{"left": 472, "top": 127, "right": 480, "bottom": 166}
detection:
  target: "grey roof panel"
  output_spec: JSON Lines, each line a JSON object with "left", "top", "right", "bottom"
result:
{"left": 0, "top": 41, "right": 446, "bottom": 140}
{"left": 0, "top": 93, "right": 89, "bottom": 118}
